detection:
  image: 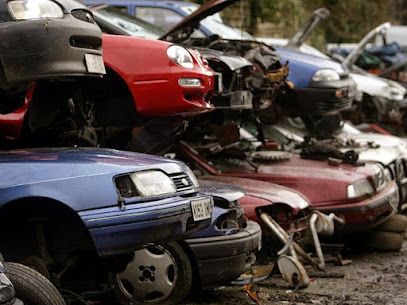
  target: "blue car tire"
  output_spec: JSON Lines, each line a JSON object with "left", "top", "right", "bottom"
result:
{"left": 115, "top": 242, "right": 192, "bottom": 305}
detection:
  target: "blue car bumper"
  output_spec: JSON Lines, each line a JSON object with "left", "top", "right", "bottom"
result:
{"left": 79, "top": 194, "right": 212, "bottom": 256}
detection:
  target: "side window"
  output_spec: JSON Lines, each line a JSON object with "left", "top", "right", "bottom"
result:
{"left": 135, "top": 7, "right": 183, "bottom": 31}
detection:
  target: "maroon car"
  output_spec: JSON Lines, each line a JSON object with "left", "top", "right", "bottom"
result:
{"left": 179, "top": 141, "right": 398, "bottom": 233}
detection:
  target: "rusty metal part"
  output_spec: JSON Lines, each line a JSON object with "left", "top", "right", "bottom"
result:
{"left": 277, "top": 255, "right": 310, "bottom": 289}
{"left": 231, "top": 264, "right": 275, "bottom": 285}
{"left": 266, "top": 66, "right": 289, "bottom": 83}
{"left": 277, "top": 232, "right": 295, "bottom": 256}
{"left": 260, "top": 213, "right": 297, "bottom": 259}
{"left": 310, "top": 213, "right": 325, "bottom": 270}
{"left": 260, "top": 213, "right": 319, "bottom": 269}
{"left": 243, "top": 284, "right": 262, "bottom": 305}
{"left": 309, "top": 211, "right": 345, "bottom": 270}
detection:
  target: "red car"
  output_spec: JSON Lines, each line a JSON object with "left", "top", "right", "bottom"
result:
{"left": 0, "top": 33, "right": 215, "bottom": 146}
{"left": 179, "top": 141, "right": 398, "bottom": 232}
{"left": 200, "top": 176, "right": 310, "bottom": 232}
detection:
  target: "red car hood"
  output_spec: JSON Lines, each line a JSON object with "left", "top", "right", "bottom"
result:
{"left": 200, "top": 175, "right": 310, "bottom": 211}
{"left": 159, "top": 0, "right": 237, "bottom": 43}
{"left": 253, "top": 155, "right": 375, "bottom": 183}
{"left": 222, "top": 154, "right": 379, "bottom": 206}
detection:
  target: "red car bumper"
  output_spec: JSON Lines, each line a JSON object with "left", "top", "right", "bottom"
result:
{"left": 133, "top": 66, "right": 215, "bottom": 117}
{"left": 315, "top": 181, "right": 398, "bottom": 232}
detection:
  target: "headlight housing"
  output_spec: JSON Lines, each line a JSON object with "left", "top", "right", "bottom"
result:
{"left": 347, "top": 179, "right": 375, "bottom": 199}
{"left": 130, "top": 171, "right": 176, "bottom": 197}
{"left": 185, "top": 167, "right": 200, "bottom": 188}
{"left": 167, "top": 45, "right": 194, "bottom": 69}
{"left": 312, "top": 69, "right": 340, "bottom": 82}
{"left": 8, "top": 0, "right": 64, "bottom": 20}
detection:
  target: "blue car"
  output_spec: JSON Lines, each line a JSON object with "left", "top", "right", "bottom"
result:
{"left": 0, "top": 148, "right": 212, "bottom": 291}
{"left": 85, "top": 0, "right": 357, "bottom": 118}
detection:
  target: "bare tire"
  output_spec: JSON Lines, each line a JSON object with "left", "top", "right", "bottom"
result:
{"left": 115, "top": 242, "right": 192, "bottom": 305}
{"left": 20, "top": 256, "right": 50, "bottom": 279}
{"left": 375, "top": 214, "right": 407, "bottom": 233}
{"left": 5, "top": 262, "right": 65, "bottom": 305}
{"left": 367, "top": 231, "right": 404, "bottom": 251}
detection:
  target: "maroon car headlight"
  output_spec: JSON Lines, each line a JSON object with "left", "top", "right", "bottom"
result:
{"left": 7, "top": 0, "right": 63, "bottom": 20}
{"left": 167, "top": 45, "right": 194, "bottom": 69}
{"left": 347, "top": 179, "right": 375, "bottom": 199}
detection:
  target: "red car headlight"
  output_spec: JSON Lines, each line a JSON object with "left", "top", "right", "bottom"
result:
{"left": 167, "top": 45, "right": 194, "bottom": 69}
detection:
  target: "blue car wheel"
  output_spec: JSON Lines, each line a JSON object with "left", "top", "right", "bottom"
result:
{"left": 115, "top": 242, "right": 192, "bottom": 305}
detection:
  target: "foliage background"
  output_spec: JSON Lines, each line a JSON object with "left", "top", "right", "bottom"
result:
{"left": 190, "top": 0, "right": 407, "bottom": 49}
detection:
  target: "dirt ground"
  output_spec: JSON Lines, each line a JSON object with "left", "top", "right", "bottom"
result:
{"left": 186, "top": 241, "right": 407, "bottom": 305}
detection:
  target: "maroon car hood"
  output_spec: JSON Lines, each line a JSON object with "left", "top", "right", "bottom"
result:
{"left": 222, "top": 155, "right": 378, "bottom": 206}
{"left": 159, "top": 0, "right": 237, "bottom": 43}
{"left": 200, "top": 176, "right": 310, "bottom": 211}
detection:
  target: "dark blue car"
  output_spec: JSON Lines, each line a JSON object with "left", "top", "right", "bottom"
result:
{"left": 0, "top": 147, "right": 260, "bottom": 305}
{"left": 85, "top": 0, "right": 357, "bottom": 117}
{"left": 0, "top": 148, "right": 212, "bottom": 292}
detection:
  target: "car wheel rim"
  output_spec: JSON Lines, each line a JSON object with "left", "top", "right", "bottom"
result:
{"left": 116, "top": 245, "right": 178, "bottom": 303}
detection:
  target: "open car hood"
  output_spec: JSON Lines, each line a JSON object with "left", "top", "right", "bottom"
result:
{"left": 286, "top": 8, "right": 330, "bottom": 48}
{"left": 343, "top": 22, "right": 391, "bottom": 68}
{"left": 159, "top": 0, "right": 237, "bottom": 43}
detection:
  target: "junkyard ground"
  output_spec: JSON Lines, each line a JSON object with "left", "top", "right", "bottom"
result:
{"left": 187, "top": 241, "right": 407, "bottom": 305}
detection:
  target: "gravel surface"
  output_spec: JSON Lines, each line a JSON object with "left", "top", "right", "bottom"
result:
{"left": 186, "top": 241, "right": 407, "bottom": 305}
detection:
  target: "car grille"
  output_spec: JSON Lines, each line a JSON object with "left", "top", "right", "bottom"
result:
{"left": 169, "top": 173, "right": 194, "bottom": 192}
{"left": 315, "top": 97, "right": 352, "bottom": 114}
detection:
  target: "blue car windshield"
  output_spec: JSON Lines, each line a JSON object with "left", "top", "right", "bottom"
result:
{"left": 95, "top": 6, "right": 165, "bottom": 39}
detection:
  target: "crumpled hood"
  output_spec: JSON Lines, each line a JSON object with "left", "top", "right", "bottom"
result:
{"left": 0, "top": 147, "right": 189, "bottom": 187}
{"left": 200, "top": 176, "right": 309, "bottom": 211}
{"left": 192, "top": 46, "right": 253, "bottom": 71}
{"left": 199, "top": 179, "right": 245, "bottom": 202}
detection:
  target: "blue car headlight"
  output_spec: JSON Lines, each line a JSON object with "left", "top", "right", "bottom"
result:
{"left": 130, "top": 171, "right": 177, "bottom": 197}
{"left": 312, "top": 69, "right": 340, "bottom": 82}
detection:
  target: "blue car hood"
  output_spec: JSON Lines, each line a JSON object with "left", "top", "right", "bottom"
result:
{"left": 275, "top": 46, "right": 346, "bottom": 87}
{"left": 0, "top": 147, "right": 188, "bottom": 187}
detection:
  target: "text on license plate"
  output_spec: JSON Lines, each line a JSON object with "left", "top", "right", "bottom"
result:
{"left": 85, "top": 54, "right": 106, "bottom": 74}
{"left": 191, "top": 198, "right": 213, "bottom": 221}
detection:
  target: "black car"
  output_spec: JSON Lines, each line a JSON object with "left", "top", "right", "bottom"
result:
{"left": 0, "top": 0, "right": 104, "bottom": 114}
